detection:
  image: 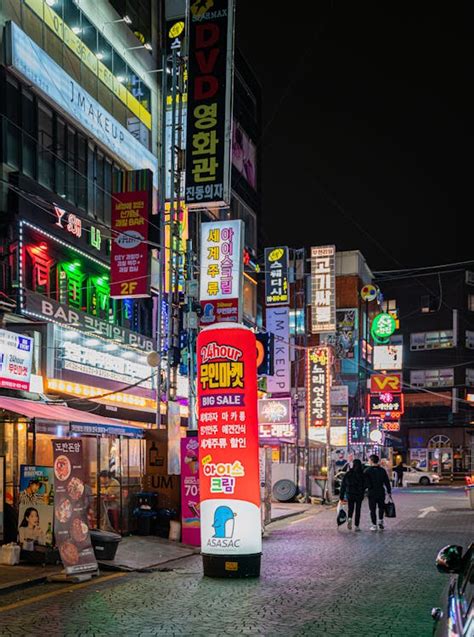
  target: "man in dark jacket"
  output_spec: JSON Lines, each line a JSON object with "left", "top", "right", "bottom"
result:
{"left": 364, "top": 454, "right": 392, "bottom": 531}
{"left": 339, "top": 458, "right": 365, "bottom": 531}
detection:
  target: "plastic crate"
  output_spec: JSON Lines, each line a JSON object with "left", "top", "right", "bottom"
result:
{"left": 0, "top": 543, "right": 21, "bottom": 565}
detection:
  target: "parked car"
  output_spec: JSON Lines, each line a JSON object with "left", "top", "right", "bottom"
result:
{"left": 432, "top": 543, "right": 473, "bottom": 636}
{"left": 396, "top": 466, "right": 440, "bottom": 486}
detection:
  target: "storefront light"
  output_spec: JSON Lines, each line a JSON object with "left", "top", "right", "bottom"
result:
{"left": 85, "top": 338, "right": 100, "bottom": 347}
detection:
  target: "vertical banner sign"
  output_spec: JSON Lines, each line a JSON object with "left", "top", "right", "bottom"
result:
{"left": 306, "top": 347, "right": 331, "bottom": 441}
{"left": 110, "top": 190, "right": 150, "bottom": 298}
{"left": 185, "top": 0, "right": 234, "bottom": 207}
{"left": 199, "top": 219, "right": 243, "bottom": 325}
{"left": 0, "top": 329, "right": 33, "bottom": 391}
{"left": 197, "top": 323, "right": 262, "bottom": 578}
{"left": 180, "top": 437, "right": 201, "bottom": 546}
{"left": 52, "top": 440, "right": 97, "bottom": 575}
{"left": 310, "top": 245, "right": 336, "bottom": 333}
{"left": 168, "top": 401, "right": 182, "bottom": 475}
{"left": 0, "top": 457, "right": 4, "bottom": 542}
{"left": 264, "top": 247, "right": 289, "bottom": 306}
{"left": 18, "top": 466, "right": 54, "bottom": 548}
{"left": 265, "top": 307, "right": 290, "bottom": 394}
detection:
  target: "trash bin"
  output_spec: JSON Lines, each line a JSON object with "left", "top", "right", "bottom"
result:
{"left": 90, "top": 529, "right": 122, "bottom": 560}
{"left": 468, "top": 486, "right": 474, "bottom": 510}
{"left": 132, "top": 492, "right": 159, "bottom": 536}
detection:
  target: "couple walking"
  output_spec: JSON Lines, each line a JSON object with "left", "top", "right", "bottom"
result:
{"left": 339, "top": 454, "right": 392, "bottom": 531}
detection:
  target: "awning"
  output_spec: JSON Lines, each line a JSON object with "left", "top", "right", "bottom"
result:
{"left": 0, "top": 396, "right": 145, "bottom": 438}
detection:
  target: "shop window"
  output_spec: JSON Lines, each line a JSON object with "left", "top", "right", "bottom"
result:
{"left": 466, "top": 369, "right": 474, "bottom": 386}
{"left": 421, "top": 294, "right": 438, "bottom": 313}
{"left": 21, "top": 89, "right": 36, "bottom": 178}
{"left": 38, "top": 103, "right": 54, "bottom": 190}
{"left": 55, "top": 116, "right": 67, "bottom": 198}
{"left": 410, "top": 330, "right": 454, "bottom": 351}
{"left": 289, "top": 309, "right": 305, "bottom": 335}
{"left": 6, "top": 77, "right": 20, "bottom": 169}
{"left": 77, "top": 134, "right": 87, "bottom": 211}
{"left": 410, "top": 368, "right": 454, "bottom": 388}
{"left": 466, "top": 331, "right": 474, "bottom": 349}
{"left": 66, "top": 125, "right": 76, "bottom": 205}
{"left": 468, "top": 295, "right": 474, "bottom": 312}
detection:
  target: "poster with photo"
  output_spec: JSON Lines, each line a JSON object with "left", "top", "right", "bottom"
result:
{"left": 18, "top": 465, "right": 54, "bottom": 548}
{"left": 52, "top": 440, "right": 97, "bottom": 575}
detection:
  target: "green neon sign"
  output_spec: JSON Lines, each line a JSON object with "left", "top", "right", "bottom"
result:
{"left": 371, "top": 312, "right": 396, "bottom": 344}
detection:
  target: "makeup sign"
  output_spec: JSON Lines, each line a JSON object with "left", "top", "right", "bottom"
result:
{"left": 197, "top": 324, "right": 262, "bottom": 566}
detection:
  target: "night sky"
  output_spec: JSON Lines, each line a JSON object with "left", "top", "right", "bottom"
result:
{"left": 235, "top": 2, "right": 471, "bottom": 270}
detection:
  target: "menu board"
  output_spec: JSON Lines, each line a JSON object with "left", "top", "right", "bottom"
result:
{"left": 180, "top": 437, "right": 200, "bottom": 547}
{"left": 52, "top": 439, "right": 97, "bottom": 575}
{"left": 18, "top": 465, "right": 54, "bottom": 548}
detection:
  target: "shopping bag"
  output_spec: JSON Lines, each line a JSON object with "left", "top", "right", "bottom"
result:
{"left": 384, "top": 496, "right": 396, "bottom": 518}
{"left": 336, "top": 501, "right": 347, "bottom": 526}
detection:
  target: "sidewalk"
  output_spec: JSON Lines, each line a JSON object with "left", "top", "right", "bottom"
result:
{"left": 0, "top": 504, "right": 314, "bottom": 593}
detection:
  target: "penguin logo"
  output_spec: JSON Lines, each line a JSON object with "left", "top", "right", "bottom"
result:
{"left": 201, "top": 302, "right": 215, "bottom": 324}
{"left": 212, "top": 506, "right": 236, "bottom": 539}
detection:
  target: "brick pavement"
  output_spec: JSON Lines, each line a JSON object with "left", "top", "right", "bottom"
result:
{"left": 0, "top": 487, "right": 471, "bottom": 637}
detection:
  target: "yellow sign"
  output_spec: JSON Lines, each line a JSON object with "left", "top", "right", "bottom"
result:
{"left": 25, "top": 0, "right": 151, "bottom": 130}
{"left": 46, "top": 378, "right": 157, "bottom": 411}
{"left": 169, "top": 21, "right": 185, "bottom": 39}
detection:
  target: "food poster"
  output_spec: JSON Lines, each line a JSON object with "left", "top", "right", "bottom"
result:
{"left": 180, "top": 437, "right": 200, "bottom": 546}
{"left": 52, "top": 440, "right": 97, "bottom": 574}
{"left": 18, "top": 466, "right": 54, "bottom": 548}
{"left": 197, "top": 325, "right": 262, "bottom": 556}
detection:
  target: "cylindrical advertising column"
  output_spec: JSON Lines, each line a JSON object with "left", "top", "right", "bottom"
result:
{"left": 197, "top": 323, "right": 262, "bottom": 578}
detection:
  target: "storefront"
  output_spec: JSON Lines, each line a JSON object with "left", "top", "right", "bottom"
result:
{"left": 0, "top": 396, "right": 149, "bottom": 540}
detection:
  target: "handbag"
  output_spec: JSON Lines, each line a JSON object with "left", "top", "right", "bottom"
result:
{"left": 384, "top": 496, "right": 396, "bottom": 518}
{"left": 336, "top": 501, "right": 347, "bottom": 526}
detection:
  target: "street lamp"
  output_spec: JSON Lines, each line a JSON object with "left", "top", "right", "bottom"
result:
{"left": 125, "top": 43, "right": 152, "bottom": 52}
{"left": 103, "top": 15, "right": 132, "bottom": 26}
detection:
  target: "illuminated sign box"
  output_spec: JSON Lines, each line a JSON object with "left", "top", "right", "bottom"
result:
{"left": 0, "top": 329, "right": 33, "bottom": 391}
{"left": 373, "top": 345, "right": 403, "bottom": 370}
{"left": 348, "top": 417, "right": 383, "bottom": 446}
{"left": 306, "top": 347, "right": 331, "bottom": 432}
{"left": 310, "top": 245, "right": 336, "bottom": 333}
{"left": 368, "top": 393, "right": 404, "bottom": 415}
{"left": 370, "top": 373, "right": 402, "bottom": 393}
{"left": 258, "top": 398, "right": 295, "bottom": 441}
{"left": 264, "top": 247, "right": 289, "bottom": 306}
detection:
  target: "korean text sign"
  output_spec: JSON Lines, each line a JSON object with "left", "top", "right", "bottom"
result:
{"left": 197, "top": 324, "right": 262, "bottom": 556}
{"left": 180, "top": 437, "right": 200, "bottom": 547}
{"left": 310, "top": 245, "right": 336, "bottom": 333}
{"left": 264, "top": 247, "right": 289, "bottom": 306}
{"left": 0, "top": 329, "right": 33, "bottom": 391}
{"left": 52, "top": 439, "right": 97, "bottom": 575}
{"left": 306, "top": 347, "right": 331, "bottom": 437}
{"left": 110, "top": 191, "right": 150, "bottom": 299}
{"left": 185, "top": 0, "right": 234, "bottom": 207}
{"left": 199, "top": 220, "right": 243, "bottom": 324}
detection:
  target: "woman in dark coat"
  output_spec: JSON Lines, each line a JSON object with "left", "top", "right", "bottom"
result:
{"left": 339, "top": 459, "right": 366, "bottom": 531}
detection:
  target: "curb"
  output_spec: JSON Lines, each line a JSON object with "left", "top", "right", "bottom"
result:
{"left": 0, "top": 573, "right": 53, "bottom": 596}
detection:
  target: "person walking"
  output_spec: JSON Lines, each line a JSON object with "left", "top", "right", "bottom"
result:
{"left": 393, "top": 461, "right": 405, "bottom": 487}
{"left": 364, "top": 454, "right": 392, "bottom": 531}
{"left": 339, "top": 459, "right": 365, "bottom": 531}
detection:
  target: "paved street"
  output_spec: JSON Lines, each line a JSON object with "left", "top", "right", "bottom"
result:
{"left": 0, "top": 487, "right": 471, "bottom": 637}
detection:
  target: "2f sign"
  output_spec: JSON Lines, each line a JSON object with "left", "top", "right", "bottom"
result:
{"left": 370, "top": 374, "right": 402, "bottom": 393}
